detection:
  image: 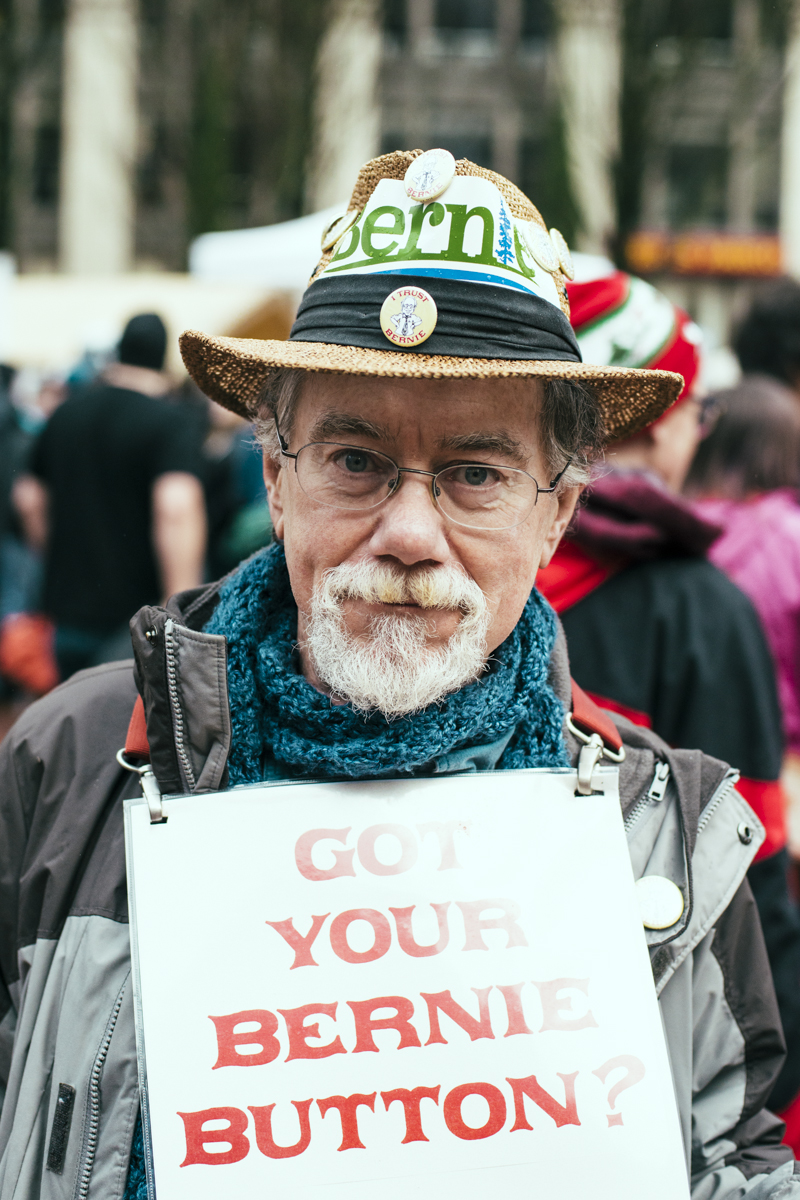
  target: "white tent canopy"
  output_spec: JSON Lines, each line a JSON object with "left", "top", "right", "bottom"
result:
{"left": 188, "top": 205, "right": 344, "bottom": 291}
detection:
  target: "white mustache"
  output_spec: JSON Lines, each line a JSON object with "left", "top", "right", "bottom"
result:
{"left": 316, "top": 559, "right": 485, "bottom": 614}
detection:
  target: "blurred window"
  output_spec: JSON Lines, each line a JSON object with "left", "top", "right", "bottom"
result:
{"left": 435, "top": 0, "right": 495, "bottom": 30}
{"left": 521, "top": 0, "right": 550, "bottom": 39}
{"left": 33, "top": 125, "right": 60, "bottom": 205}
{"left": 431, "top": 135, "right": 493, "bottom": 168}
{"left": 382, "top": 0, "right": 407, "bottom": 37}
{"left": 139, "top": 0, "right": 165, "bottom": 30}
{"left": 38, "top": 0, "right": 64, "bottom": 29}
{"left": 519, "top": 137, "right": 545, "bottom": 200}
{"left": 668, "top": 144, "right": 729, "bottom": 228}
{"left": 138, "top": 123, "right": 166, "bottom": 207}
{"left": 660, "top": 0, "right": 733, "bottom": 39}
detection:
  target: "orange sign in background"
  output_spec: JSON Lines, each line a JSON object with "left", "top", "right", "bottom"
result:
{"left": 626, "top": 231, "right": 782, "bottom": 277}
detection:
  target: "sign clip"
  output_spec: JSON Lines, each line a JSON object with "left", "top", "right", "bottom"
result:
{"left": 116, "top": 748, "right": 166, "bottom": 824}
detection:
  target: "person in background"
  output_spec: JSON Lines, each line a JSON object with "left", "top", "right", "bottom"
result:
{"left": 686, "top": 380, "right": 800, "bottom": 856}
{"left": 14, "top": 313, "right": 207, "bottom": 681}
{"left": 734, "top": 277, "right": 800, "bottom": 393}
{"left": 200, "top": 395, "right": 273, "bottom": 578}
{"left": 537, "top": 268, "right": 800, "bottom": 1128}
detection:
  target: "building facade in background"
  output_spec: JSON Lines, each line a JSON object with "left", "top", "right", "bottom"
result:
{"left": 0, "top": 0, "right": 798, "bottom": 349}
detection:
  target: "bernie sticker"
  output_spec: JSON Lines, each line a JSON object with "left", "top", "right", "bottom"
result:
{"left": 380, "top": 285, "right": 438, "bottom": 348}
{"left": 404, "top": 148, "right": 456, "bottom": 203}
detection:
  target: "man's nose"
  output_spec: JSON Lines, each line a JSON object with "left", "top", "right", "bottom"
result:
{"left": 366, "top": 472, "right": 451, "bottom": 566}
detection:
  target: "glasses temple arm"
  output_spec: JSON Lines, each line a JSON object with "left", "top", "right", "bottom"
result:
{"left": 540, "top": 457, "right": 573, "bottom": 493}
{"left": 274, "top": 417, "right": 297, "bottom": 459}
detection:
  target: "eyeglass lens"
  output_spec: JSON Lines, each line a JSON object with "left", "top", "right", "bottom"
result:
{"left": 293, "top": 443, "right": 539, "bottom": 530}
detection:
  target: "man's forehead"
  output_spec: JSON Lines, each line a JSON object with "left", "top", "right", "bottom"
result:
{"left": 305, "top": 408, "right": 529, "bottom": 462}
{"left": 295, "top": 373, "right": 543, "bottom": 439}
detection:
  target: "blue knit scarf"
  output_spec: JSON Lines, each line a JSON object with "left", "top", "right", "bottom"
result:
{"left": 203, "top": 544, "right": 568, "bottom": 783}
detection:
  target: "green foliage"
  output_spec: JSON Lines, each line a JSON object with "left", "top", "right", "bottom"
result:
{"left": 177, "top": 0, "right": 329, "bottom": 242}
{"left": 0, "top": 0, "right": 12, "bottom": 249}
{"left": 538, "top": 96, "right": 579, "bottom": 247}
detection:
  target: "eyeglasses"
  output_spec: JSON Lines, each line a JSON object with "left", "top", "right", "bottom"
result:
{"left": 275, "top": 420, "right": 570, "bottom": 531}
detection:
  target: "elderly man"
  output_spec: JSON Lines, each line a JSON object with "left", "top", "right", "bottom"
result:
{"left": 0, "top": 152, "right": 797, "bottom": 1199}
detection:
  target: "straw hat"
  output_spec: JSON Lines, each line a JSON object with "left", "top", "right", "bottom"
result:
{"left": 180, "top": 150, "right": 683, "bottom": 442}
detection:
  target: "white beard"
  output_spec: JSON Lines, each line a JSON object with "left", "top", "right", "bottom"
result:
{"left": 304, "top": 560, "right": 491, "bottom": 718}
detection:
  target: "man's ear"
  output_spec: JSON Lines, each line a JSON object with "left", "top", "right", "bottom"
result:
{"left": 262, "top": 451, "right": 286, "bottom": 542}
{"left": 538, "top": 485, "right": 583, "bottom": 569}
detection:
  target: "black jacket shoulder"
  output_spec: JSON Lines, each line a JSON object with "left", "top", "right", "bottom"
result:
{"left": 560, "top": 556, "right": 783, "bottom": 778}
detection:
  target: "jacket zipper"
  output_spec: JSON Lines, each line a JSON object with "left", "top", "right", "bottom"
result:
{"left": 624, "top": 760, "right": 670, "bottom": 836}
{"left": 74, "top": 977, "right": 128, "bottom": 1200}
{"left": 696, "top": 770, "right": 739, "bottom": 837}
{"left": 164, "top": 619, "right": 196, "bottom": 791}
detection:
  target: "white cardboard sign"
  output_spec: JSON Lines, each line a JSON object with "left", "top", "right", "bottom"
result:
{"left": 124, "top": 768, "right": 689, "bottom": 1200}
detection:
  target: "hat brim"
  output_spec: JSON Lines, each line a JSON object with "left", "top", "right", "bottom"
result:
{"left": 180, "top": 330, "right": 684, "bottom": 443}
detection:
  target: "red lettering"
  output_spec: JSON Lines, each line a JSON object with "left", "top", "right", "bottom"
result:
{"left": 179, "top": 1107, "right": 250, "bottom": 1166}
{"left": 458, "top": 899, "right": 528, "bottom": 951}
{"left": 506, "top": 1072, "right": 580, "bottom": 1130}
{"left": 381, "top": 1086, "right": 441, "bottom": 1143}
{"left": 417, "top": 820, "right": 468, "bottom": 869}
{"left": 209, "top": 1010, "right": 281, "bottom": 1069}
{"left": 248, "top": 1100, "right": 313, "bottom": 1158}
{"left": 421, "top": 988, "right": 494, "bottom": 1045}
{"left": 317, "top": 1092, "right": 377, "bottom": 1150}
{"left": 295, "top": 828, "right": 355, "bottom": 881}
{"left": 357, "top": 824, "right": 418, "bottom": 876}
{"left": 390, "top": 904, "right": 450, "bottom": 957}
{"left": 347, "top": 995, "right": 422, "bottom": 1052}
{"left": 443, "top": 1083, "right": 506, "bottom": 1140}
{"left": 265, "top": 915, "right": 329, "bottom": 968}
{"left": 496, "top": 982, "right": 533, "bottom": 1036}
{"left": 278, "top": 1002, "right": 346, "bottom": 1061}
{"left": 532, "top": 979, "right": 598, "bottom": 1031}
{"left": 329, "top": 908, "right": 392, "bottom": 964}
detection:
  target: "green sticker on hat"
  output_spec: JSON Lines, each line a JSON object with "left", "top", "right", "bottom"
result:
{"left": 320, "top": 175, "right": 563, "bottom": 312}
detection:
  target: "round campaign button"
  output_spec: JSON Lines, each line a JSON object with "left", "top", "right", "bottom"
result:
{"left": 321, "top": 208, "right": 360, "bottom": 252}
{"left": 522, "top": 222, "right": 560, "bottom": 274}
{"left": 404, "top": 149, "right": 456, "bottom": 203}
{"left": 380, "top": 285, "right": 438, "bottom": 348}
{"left": 636, "top": 875, "right": 685, "bottom": 931}
{"left": 550, "top": 227, "right": 575, "bottom": 280}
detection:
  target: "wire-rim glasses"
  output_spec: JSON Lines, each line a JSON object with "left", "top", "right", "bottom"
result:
{"left": 275, "top": 420, "right": 570, "bottom": 532}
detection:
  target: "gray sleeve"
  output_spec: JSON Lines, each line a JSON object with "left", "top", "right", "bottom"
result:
{"left": 689, "top": 881, "right": 800, "bottom": 1197}
{"left": 0, "top": 729, "right": 30, "bottom": 1110}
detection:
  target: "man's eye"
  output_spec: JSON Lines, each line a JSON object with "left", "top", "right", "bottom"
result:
{"left": 463, "top": 466, "right": 490, "bottom": 486}
{"left": 448, "top": 465, "right": 502, "bottom": 487}
{"left": 343, "top": 451, "right": 371, "bottom": 473}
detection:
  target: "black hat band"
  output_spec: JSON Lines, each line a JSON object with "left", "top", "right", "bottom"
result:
{"left": 290, "top": 274, "right": 582, "bottom": 363}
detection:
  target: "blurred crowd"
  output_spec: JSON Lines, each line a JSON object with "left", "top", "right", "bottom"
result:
{"left": 0, "top": 311, "right": 272, "bottom": 736}
{"left": 6, "top": 270, "right": 800, "bottom": 1134}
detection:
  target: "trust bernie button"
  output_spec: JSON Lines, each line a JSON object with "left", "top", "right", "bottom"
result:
{"left": 404, "top": 148, "right": 456, "bottom": 203}
{"left": 380, "top": 285, "right": 438, "bottom": 348}
{"left": 636, "top": 875, "right": 685, "bottom": 930}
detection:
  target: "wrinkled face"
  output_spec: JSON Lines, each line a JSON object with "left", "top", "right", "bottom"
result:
{"left": 263, "top": 374, "right": 581, "bottom": 703}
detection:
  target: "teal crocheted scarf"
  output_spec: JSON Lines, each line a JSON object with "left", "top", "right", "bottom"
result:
{"left": 203, "top": 544, "right": 568, "bottom": 783}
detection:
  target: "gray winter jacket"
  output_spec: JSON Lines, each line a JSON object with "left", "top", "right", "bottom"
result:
{"left": 0, "top": 582, "right": 798, "bottom": 1198}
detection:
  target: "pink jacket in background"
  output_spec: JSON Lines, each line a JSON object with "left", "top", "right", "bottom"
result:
{"left": 695, "top": 490, "right": 800, "bottom": 755}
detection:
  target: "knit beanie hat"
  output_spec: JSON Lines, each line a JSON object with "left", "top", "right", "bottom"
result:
{"left": 567, "top": 267, "right": 702, "bottom": 414}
